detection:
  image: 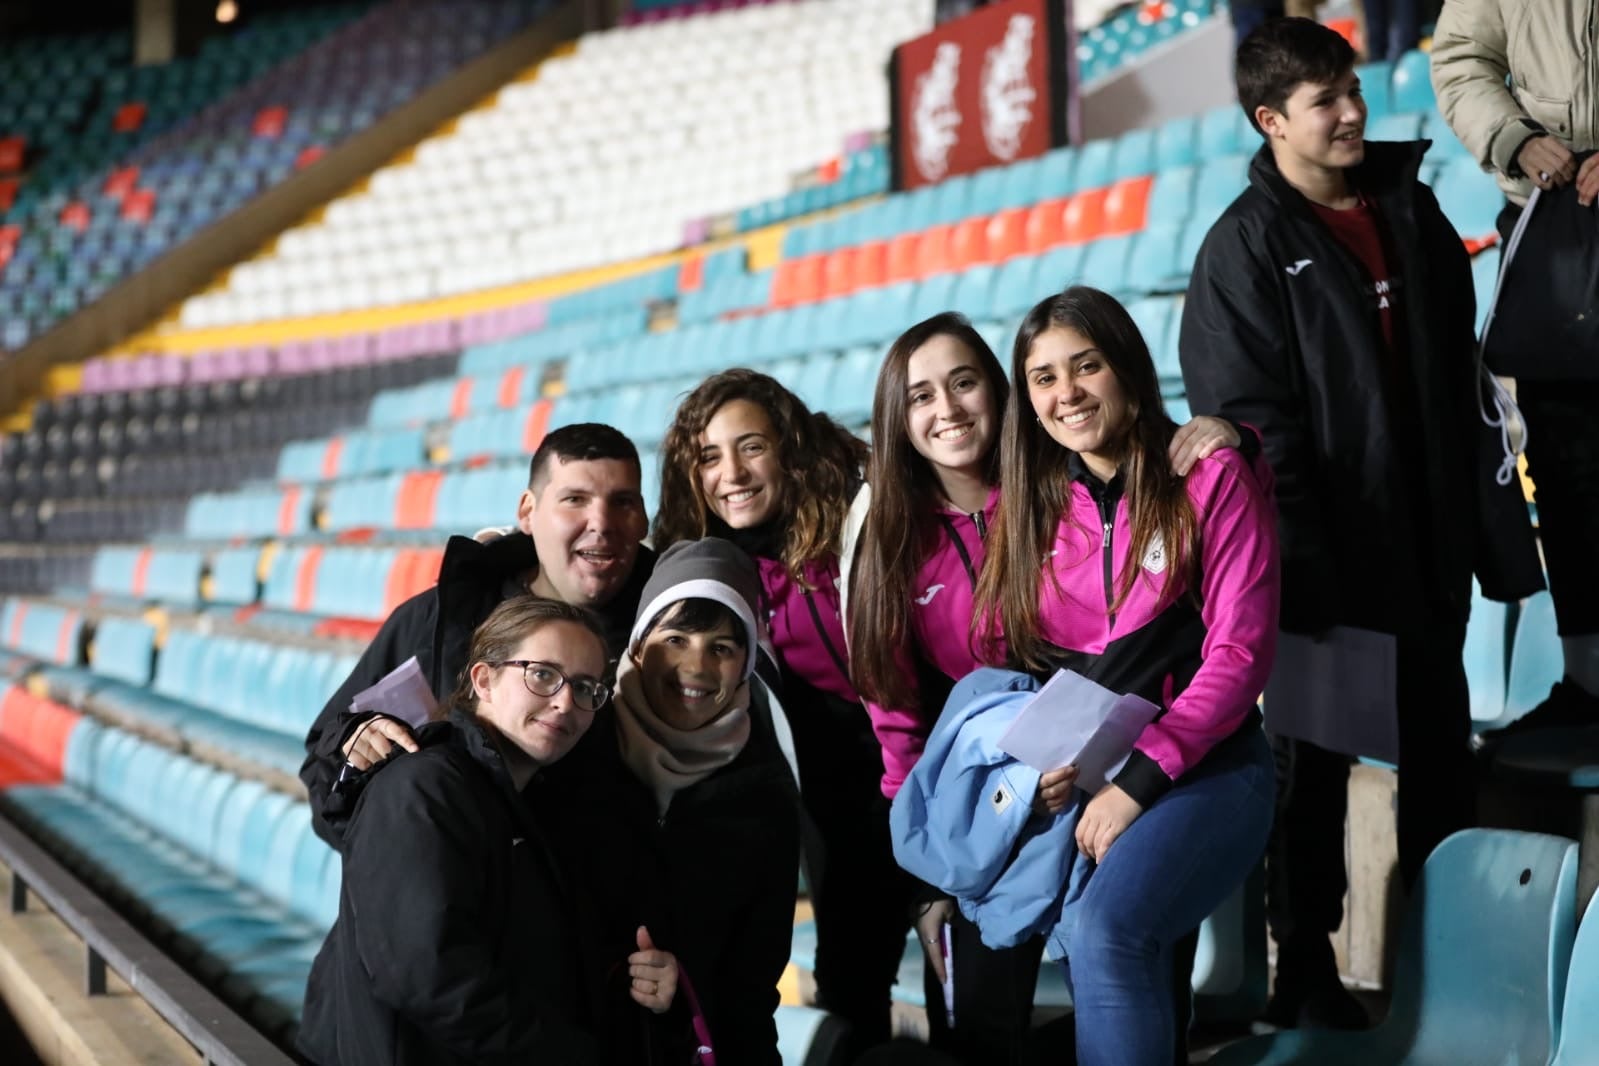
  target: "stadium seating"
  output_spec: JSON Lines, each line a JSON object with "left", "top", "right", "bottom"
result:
{"left": 178, "top": 0, "right": 930, "bottom": 327}
{"left": 1208, "top": 829, "right": 1578, "bottom": 1066}
{"left": 1, "top": 1, "right": 561, "bottom": 351}
{"left": 0, "top": 0, "right": 1567, "bottom": 1051}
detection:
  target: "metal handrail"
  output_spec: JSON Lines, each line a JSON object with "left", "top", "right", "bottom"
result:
{"left": 0, "top": 812, "right": 299, "bottom": 1066}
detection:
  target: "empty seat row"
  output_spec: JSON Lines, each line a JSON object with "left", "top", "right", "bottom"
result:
{"left": 1, "top": 716, "right": 338, "bottom": 1037}
{"left": 260, "top": 543, "right": 442, "bottom": 622}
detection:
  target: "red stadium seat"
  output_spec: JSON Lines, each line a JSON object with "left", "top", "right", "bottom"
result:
{"left": 679, "top": 254, "right": 706, "bottom": 293}
{"left": 1103, "top": 175, "right": 1154, "bottom": 236}
{"left": 120, "top": 188, "right": 156, "bottom": 223}
{"left": 1023, "top": 197, "right": 1070, "bottom": 254}
{"left": 822, "top": 247, "right": 859, "bottom": 298}
{"left": 950, "top": 216, "right": 993, "bottom": 267}
{"left": 522, "top": 398, "right": 553, "bottom": 453}
{"left": 987, "top": 208, "right": 1029, "bottom": 262}
{"left": 294, "top": 546, "right": 325, "bottom": 613}
{"left": 111, "top": 103, "right": 145, "bottom": 134}
{"left": 885, "top": 232, "right": 923, "bottom": 283}
{"left": 252, "top": 106, "right": 288, "bottom": 138}
{"left": 1062, "top": 187, "right": 1109, "bottom": 245}
{"left": 0, "top": 137, "right": 23, "bottom": 173}
{"left": 854, "top": 240, "right": 888, "bottom": 289}
{"left": 915, "top": 224, "right": 956, "bottom": 277}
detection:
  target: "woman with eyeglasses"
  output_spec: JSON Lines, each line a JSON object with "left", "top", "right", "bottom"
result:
{"left": 300, "top": 596, "right": 679, "bottom": 1066}
{"left": 555, "top": 537, "right": 802, "bottom": 1065}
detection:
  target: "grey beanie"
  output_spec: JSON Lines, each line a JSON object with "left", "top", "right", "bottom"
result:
{"left": 631, "top": 537, "right": 762, "bottom": 680}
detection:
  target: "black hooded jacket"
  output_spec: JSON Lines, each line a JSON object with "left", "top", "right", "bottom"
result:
{"left": 1179, "top": 140, "right": 1543, "bottom": 638}
{"left": 300, "top": 531, "right": 655, "bottom": 846}
{"left": 297, "top": 710, "right": 600, "bottom": 1066}
{"left": 549, "top": 684, "right": 801, "bottom": 1066}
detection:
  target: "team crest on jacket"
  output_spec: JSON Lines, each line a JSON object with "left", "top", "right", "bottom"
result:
{"left": 981, "top": 14, "right": 1037, "bottom": 162}
{"left": 1142, "top": 532, "right": 1167, "bottom": 574}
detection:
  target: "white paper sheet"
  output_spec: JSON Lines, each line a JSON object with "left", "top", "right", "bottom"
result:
{"left": 348, "top": 655, "right": 438, "bottom": 731}
{"left": 996, "top": 669, "right": 1162, "bottom": 793}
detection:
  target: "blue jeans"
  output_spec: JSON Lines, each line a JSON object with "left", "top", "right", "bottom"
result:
{"left": 1064, "top": 726, "right": 1275, "bottom": 1066}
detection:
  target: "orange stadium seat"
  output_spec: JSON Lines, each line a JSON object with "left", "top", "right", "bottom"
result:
{"left": 1024, "top": 197, "right": 1070, "bottom": 253}
{"left": 1062, "top": 187, "right": 1110, "bottom": 244}
{"left": 1103, "top": 174, "right": 1154, "bottom": 236}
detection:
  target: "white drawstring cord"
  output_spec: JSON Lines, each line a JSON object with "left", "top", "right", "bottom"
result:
{"left": 1475, "top": 187, "right": 1541, "bottom": 487}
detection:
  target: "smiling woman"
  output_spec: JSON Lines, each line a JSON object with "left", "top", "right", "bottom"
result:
{"left": 653, "top": 370, "right": 917, "bottom": 1054}
{"left": 552, "top": 537, "right": 802, "bottom": 1066}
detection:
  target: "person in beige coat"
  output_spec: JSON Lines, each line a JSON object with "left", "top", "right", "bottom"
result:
{"left": 1431, "top": 0, "right": 1599, "bottom": 735}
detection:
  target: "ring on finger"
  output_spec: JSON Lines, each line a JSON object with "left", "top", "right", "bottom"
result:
{"left": 1540, "top": 170, "right": 1551, "bottom": 183}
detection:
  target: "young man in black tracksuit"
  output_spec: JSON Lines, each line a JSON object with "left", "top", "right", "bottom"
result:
{"left": 299, "top": 423, "right": 656, "bottom": 847}
{"left": 1178, "top": 18, "right": 1543, "bottom": 1030}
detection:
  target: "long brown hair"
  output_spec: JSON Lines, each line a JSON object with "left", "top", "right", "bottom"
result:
{"left": 974, "top": 286, "right": 1197, "bottom": 672}
{"left": 849, "top": 313, "right": 1009, "bottom": 710}
{"left": 653, "top": 369, "right": 868, "bottom": 582}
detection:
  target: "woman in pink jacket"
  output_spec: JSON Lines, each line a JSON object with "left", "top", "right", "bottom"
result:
{"left": 849, "top": 311, "right": 1243, "bottom": 1065}
{"left": 975, "top": 286, "right": 1278, "bottom": 1066}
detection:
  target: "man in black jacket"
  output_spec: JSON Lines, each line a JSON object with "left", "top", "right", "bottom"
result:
{"left": 299, "top": 422, "right": 655, "bottom": 846}
{"left": 1179, "top": 18, "right": 1543, "bottom": 1031}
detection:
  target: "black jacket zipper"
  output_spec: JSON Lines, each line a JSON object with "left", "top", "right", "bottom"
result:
{"left": 1098, "top": 495, "right": 1117, "bottom": 630}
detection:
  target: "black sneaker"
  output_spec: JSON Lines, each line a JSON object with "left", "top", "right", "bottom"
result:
{"left": 1480, "top": 679, "right": 1599, "bottom": 747}
{"left": 1264, "top": 938, "right": 1370, "bottom": 1031}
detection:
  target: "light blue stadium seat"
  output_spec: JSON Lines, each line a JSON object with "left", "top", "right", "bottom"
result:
{"left": 1435, "top": 158, "right": 1503, "bottom": 237}
{"left": 825, "top": 346, "right": 889, "bottom": 428}
{"left": 1124, "top": 226, "right": 1184, "bottom": 296}
{"left": 1368, "top": 110, "right": 1424, "bottom": 142}
{"left": 932, "top": 173, "right": 975, "bottom": 225}
{"left": 1465, "top": 581, "right": 1511, "bottom": 729}
{"left": 1210, "top": 829, "right": 1578, "bottom": 1066}
{"left": 1038, "top": 145, "right": 1080, "bottom": 199}
{"left": 91, "top": 617, "right": 157, "bottom": 687}
{"left": 1504, "top": 591, "right": 1563, "bottom": 728}
{"left": 992, "top": 254, "right": 1044, "bottom": 319}
{"left": 1197, "top": 105, "right": 1250, "bottom": 160}
{"left": 1166, "top": 394, "right": 1192, "bottom": 422}
{"left": 1111, "top": 127, "right": 1157, "bottom": 182}
{"left": 1355, "top": 60, "right": 1395, "bottom": 118}
{"left": 998, "top": 156, "right": 1050, "bottom": 209}
{"left": 975, "top": 320, "right": 1011, "bottom": 360}
{"left": 1129, "top": 296, "right": 1180, "bottom": 383}
{"left": 1193, "top": 154, "right": 1253, "bottom": 224}
{"left": 1550, "top": 891, "right": 1599, "bottom": 1066}
{"left": 1472, "top": 247, "right": 1501, "bottom": 337}
{"left": 793, "top": 354, "right": 839, "bottom": 412}
{"left": 1420, "top": 111, "right": 1472, "bottom": 160}
{"left": 1035, "top": 243, "right": 1089, "bottom": 293}
{"left": 1147, "top": 164, "right": 1197, "bottom": 227}
{"left": 1154, "top": 115, "right": 1200, "bottom": 170}
{"left": 950, "top": 265, "right": 997, "bottom": 318}
{"left": 1080, "top": 235, "right": 1134, "bottom": 295}
{"left": 911, "top": 273, "right": 960, "bottom": 324}
{"left": 967, "top": 165, "right": 1009, "bottom": 215}
{"left": 1075, "top": 137, "right": 1116, "bottom": 191}
{"left": 1390, "top": 50, "right": 1435, "bottom": 113}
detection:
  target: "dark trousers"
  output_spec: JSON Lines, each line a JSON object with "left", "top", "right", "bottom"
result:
{"left": 916, "top": 911, "right": 1200, "bottom": 1066}
{"left": 1360, "top": 0, "right": 1420, "bottom": 61}
{"left": 807, "top": 789, "right": 913, "bottom": 1054}
{"left": 921, "top": 911, "right": 1044, "bottom": 1066}
{"left": 1518, "top": 380, "right": 1599, "bottom": 637}
{"left": 1266, "top": 620, "right": 1475, "bottom": 941}
{"left": 1231, "top": 4, "right": 1283, "bottom": 49}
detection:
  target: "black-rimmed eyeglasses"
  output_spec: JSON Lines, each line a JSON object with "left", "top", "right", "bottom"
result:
{"left": 483, "top": 660, "right": 610, "bottom": 711}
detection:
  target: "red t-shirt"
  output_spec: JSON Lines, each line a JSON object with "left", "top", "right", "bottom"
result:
{"left": 1309, "top": 194, "right": 1403, "bottom": 354}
